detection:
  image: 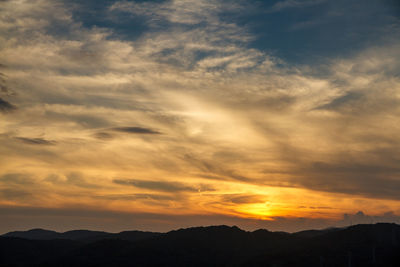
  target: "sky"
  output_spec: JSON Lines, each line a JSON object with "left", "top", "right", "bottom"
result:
{"left": 1, "top": 0, "right": 400, "bottom": 233}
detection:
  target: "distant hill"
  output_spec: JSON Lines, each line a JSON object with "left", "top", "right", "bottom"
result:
{"left": 1, "top": 223, "right": 399, "bottom": 266}
{"left": 3, "top": 228, "right": 160, "bottom": 242}
{"left": 3, "top": 228, "right": 60, "bottom": 240}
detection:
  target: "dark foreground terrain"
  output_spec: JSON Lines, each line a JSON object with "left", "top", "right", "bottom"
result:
{"left": 1, "top": 223, "right": 399, "bottom": 266}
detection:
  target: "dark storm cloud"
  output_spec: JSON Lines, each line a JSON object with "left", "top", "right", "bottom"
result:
{"left": 15, "top": 137, "right": 56, "bottom": 146}
{"left": 111, "top": 127, "right": 161, "bottom": 134}
{"left": 113, "top": 179, "right": 213, "bottom": 193}
{"left": 0, "top": 97, "right": 16, "bottom": 113}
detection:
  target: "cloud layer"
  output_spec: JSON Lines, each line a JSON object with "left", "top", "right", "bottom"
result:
{"left": 0, "top": 0, "right": 399, "bottom": 232}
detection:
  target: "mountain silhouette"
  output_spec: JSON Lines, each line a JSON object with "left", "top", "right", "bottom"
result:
{"left": 1, "top": 223, "right": 399, "bottom": 266}
{"left": 4, "top": 228, "right": 160, "bottom": 242}
{"left": 3, "top": 228, "right": 60, "bottom": 240}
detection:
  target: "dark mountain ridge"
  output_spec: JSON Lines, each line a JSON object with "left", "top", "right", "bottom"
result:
{"left": 3, "top": 228, "right": 160, "bottom": 242}
{"left": 1, "top": 223, "right": 399, "bottom": 266}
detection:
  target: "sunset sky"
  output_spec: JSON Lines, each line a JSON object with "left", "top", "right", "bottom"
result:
{"left": 1, "top": 0, "right": 400, "bottom": 233}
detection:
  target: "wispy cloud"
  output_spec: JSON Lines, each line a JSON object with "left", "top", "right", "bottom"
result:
{"left": 96, "top": 193, "right": 176, "bottom": 201}
{"left": 45, "top": 173, "right": 101, "bottom": 189}
{"left": 15, "top": 137, "right": 56, "bottom": 145}
{"left": 269, "top": 0, "right": 326, "bottom": 12}
{"left": 111, "top": 127, "right": 161, "bottom": 135}
{"left": 110, "top": 0, "right": 231, "bottom": 25}
{"left": 113, "top": 179, "right": 213, "bottom": 193}
{"left": 0, "top": 97, "right": 16, "bottom": 113}
{"left": 93, "top": 132, "right": 114, "bottom": 140}
{"left": 0, "top": 173, "right": 35, "bottom": 185}
{"left": 220, "top": 194, "right": 267, "bottom": 204}
{"left": 314, "top": 91, "right": 363, "bottom": 111}
{"left": 0, "top": 188, "right": 32, "bottom": 201}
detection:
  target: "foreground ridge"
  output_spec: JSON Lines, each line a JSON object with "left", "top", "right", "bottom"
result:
{"left": 1, "top": 223, "right": 399, "bottom": 266}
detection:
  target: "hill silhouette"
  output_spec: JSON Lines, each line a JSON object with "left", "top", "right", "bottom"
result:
{"left": 1, "top": 223, "right": 399, "bottom": 266}
{"left": 3, "top": 228, "right": 159, "bottom": 243}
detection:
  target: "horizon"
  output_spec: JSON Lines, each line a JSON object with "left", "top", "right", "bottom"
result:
{"left": 3, "top": 221, "right": 399, "bottom": 236}
{"left": 1, "top": 209, "right": 399, "bottom": 235}
{"left": 1, "top": 0, "right": 400, "bottom": 234}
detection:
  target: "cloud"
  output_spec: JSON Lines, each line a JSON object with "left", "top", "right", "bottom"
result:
{"left": 15, "top": 137, "right": 56, "bottom": 146}
{"left": 110, "top": 0, "right": 222, "bottom": 25}
{"left": 111, "top": 127, "right": 162, "bottom": 135}
{"left": 220, "top": 194, "right": 267, "bottom": 204}
{"left": 45, "top": 173, "right": 100, "bottom": 189}
{"left": 181, "top": 154, "right": 251, "bottom": 182}
{"left": 0, "top": 72, "right": 12, "bottom": 95}
{"left": 0, "top": 97, "right": 16, "bottom": 113}
{"left": 113, "top": 179, "right": 212, "bottom": 193}
{"left": 109, "top": 0, "right": 256, "bottom": 70}
{"left": 269, "top": 0, "right": 326, "bottom": 12}
{"left": 96, "top": 193, "right": 176, "bottom": 201}
{"left": 0, "top": 173, "right": 35, "bottom": 185}
{"left": 285, "top": 160, "right": 400, "bottom": 201}
{"left": 314, "top": 91, "right": 363, "bottom": 111}
{"left": 93, "top": 132, "right": 114, "bottom": 140}
{"left": 45, "top": 111, "right": 111, "bottom": 129}
{"left": 0, "top": 188, "right": 32, "bottom": 201}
